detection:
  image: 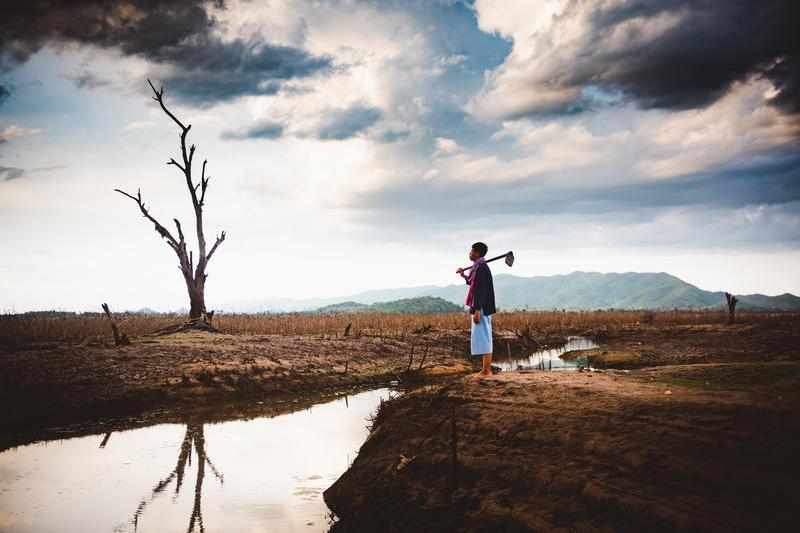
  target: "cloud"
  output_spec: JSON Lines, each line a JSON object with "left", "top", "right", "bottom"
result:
{"left": 0, "top": 124, "right": 42, "bottom": 144}
{"left": 0, "top": 164, "right": 65, "bottom": 181}
{"left": 377, "top": 128, "right": 411, "bottom": 143}
{"left": 344, "top": 72, "right": 800, "bottom": 249}
{"left": 424, "top": 76, "right": 800, "bottom": 186}
{"left": 221, "top": 120, "right": 284, "bottom": 140}
{"left": 469, "top": 0, "right": 799, "bottom": 119}
{"left": 29, "top": 165, "right": 67, "bottom": 173}
{"left": 224, "top": 0, "right": 509, "bottom": 150}
{"left": 311, "top": 104, "right": 382, "bottom": 141}
{"left": 347, "top": 149, "right": 800, "bottom": 249}
{"left": 123, "top": 121, "right": 155, "bottom": 132}
{"left": 152, "top": 36, "right": 331, "bottom": 106}
{"left": 0, "top": 0, "right": 331, "bottom": 106}
{"left": 0, "top": 165, "right": 24, "bottom": 180}
{"left": 68, "top": 68, "right": 111, "bottom": 89}
{"left": 434, "top": 137, "right": 459, "bottom": 154}
{"left": 0, "top": 84, "right": 8, "bottom": 107}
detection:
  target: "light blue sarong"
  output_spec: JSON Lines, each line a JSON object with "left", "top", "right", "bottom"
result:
{"left": 470, "top": 313, "right": 493, "bottom": 355}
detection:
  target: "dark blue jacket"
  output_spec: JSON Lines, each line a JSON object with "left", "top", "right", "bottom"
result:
{"left": 466, "top": 262, "right": 496, "bottom": 315}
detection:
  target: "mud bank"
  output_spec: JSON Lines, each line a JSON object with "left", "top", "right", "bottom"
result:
{"left": 0, "top": 330, "right": 490, "bottom": 449}
{"left": 3, "top": 320, "right": 797, "bottom": 459}
{"left": 325, "top": 362, "right": 800, "bottom": 531}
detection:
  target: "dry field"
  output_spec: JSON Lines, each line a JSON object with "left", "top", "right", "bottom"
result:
{"left": 1, "top": 309, "right": 794, "bottom": 349}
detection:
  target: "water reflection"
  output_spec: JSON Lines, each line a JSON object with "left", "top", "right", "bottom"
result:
{"left": 494, "top": 336, "right": 599, "bottom": 371}
{"left": 132, "top": 422, "right": 224, "bottom": 532}
{"left": 0, "top": 388, "right": 394, "bottom": 532}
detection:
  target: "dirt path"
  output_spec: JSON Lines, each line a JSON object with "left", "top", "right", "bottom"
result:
{"left": 325, "top": 362, "right": 800, "bottom": 531}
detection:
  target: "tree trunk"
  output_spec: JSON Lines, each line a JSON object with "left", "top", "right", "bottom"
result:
{"left": 101, "top": 303, "right": 130, "bottom": 345}
{"left": 187, "top": 282, "right": 207, "bottom": 321}
{"left": 725, "top": 292, "right": 738, "bottom": 325}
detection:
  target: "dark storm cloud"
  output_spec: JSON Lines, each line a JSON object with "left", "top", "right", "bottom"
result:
{"left": 0, "top": 84, "right": 9, "bottom": 107}
{"left": 221, "top": 120, "right": 284, "bottom": 140}
{"left": 506, "top": 0, "right": 798, "bottom": 116}
{"left": 313, "top": 105, "right": 382, "bottom": 140}
{"left": 0, "top": 0, "right": 331, "bottom": 106}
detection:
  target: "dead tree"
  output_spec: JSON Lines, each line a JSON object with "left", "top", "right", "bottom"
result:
{"left": 725, "top": 292, "right": 739, "bottom": 325}
{"left": 115, "top": 80, "right": 226, "bottom": 333}
{"left": 101, "top": 303, "right": 130, "bottom": 345}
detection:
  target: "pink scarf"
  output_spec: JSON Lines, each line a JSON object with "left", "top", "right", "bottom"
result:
{"left": 465, "top": 257, "right": 487, "bottom": 307}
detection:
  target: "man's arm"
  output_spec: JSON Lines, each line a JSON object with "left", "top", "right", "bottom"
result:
{"left": 471, "top": 266, "right": 489, "bottom": 321}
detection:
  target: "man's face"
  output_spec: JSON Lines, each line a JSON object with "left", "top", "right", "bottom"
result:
{"left": 469, "top": 248, "right": 479, "bottom": 261}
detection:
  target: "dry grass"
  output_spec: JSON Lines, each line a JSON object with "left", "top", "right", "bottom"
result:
{"left": 1, "top": 309, "right": 796, "bottom": 349}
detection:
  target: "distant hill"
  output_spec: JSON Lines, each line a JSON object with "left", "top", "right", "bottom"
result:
{"left": 315, "top": 301, "right": 370, "bottom": 313}
{"left": 416, "top": 272, "right": 800, "bottom": 311}
{"left": 219, "top": 272, "right": 800, "bottom": 312}
{"left": 315, "top": 296, "right": 462, "bottom": 314}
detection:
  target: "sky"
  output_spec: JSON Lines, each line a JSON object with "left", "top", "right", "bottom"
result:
{"left": 0, "top": 0, "right": 798, "bottom": 312}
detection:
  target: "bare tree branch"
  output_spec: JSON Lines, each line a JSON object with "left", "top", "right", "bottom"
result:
{"left": 173, "top": 218, "right": 185, "bottom": 245}
{"left": 148, "top": 79, "right": 189, "bottom": 132}
{"left": 199, "top": 160, "right": 210, "bottom": 206}
{"left": 168, "top": 158, "right": 186, "bottom": 172}
{"left": 206, "top": 231, "right": 226, "bottom": 263}
{"left": 114, "top": 188, "right": 180, "bottom": 249}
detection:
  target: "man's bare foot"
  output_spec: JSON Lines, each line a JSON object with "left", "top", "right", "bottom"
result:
{"left": 472, "top": 371, "right": 493, "bottom": 379}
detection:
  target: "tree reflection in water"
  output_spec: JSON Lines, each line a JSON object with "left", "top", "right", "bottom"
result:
{"left": 130, "top": 422, "right": 224, "bottom": 532}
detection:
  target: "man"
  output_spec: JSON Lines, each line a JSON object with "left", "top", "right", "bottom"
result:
{"left": 456, "top": 242, "right": 496, "bottom": 378}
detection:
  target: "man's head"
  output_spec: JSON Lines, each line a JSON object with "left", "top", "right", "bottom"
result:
{"left": 471, "top": 241, "right": 488, "bottom": 259}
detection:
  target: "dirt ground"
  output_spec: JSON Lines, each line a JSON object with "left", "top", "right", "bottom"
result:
{"left": 325, "top": 362, "right": 800, "bottom": 532}
{"left": 3, "top": 318, "right": 799, "bottom": 530}
{"left": 323, "top": 320, "right": 800, "bottom": 532}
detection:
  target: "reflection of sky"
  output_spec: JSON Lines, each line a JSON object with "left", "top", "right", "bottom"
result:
{"left": 495, "top": 336, "right": 599, "bottom": 371}
{"left": 0, "top": 388, "right": 392, "bottom": 532}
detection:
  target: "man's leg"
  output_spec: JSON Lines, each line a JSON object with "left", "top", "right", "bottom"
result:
{"left": 481, "top": 354, "right": 492, "bottom": 374}
{"left": 472, "top": 353, "right": 492, "bottom": 378}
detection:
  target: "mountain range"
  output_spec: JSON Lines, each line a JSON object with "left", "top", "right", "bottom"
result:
{"left": 219, "top": 271, "right": 800, "bottom": 313}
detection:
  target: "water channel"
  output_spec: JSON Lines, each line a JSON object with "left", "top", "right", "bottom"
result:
{"left": 0, "top": 338, "right": 601, "bottom": 531}
{"left": 0, "top": 388, "right": 394, "bottom": 532}
{"left": 494, "top": 336, "right": 599, "bottom": 371}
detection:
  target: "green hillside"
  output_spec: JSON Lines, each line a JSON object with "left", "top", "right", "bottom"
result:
{"left": 315, "top": 301, "right": 370, "bottom": 313}
{"left": 315, "top": 296, "right": 462, "bottom": 314}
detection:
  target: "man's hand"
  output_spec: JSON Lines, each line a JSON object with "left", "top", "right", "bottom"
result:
{"left": 473, "top": 309, "right": 481, "bottom": 324}
{"left": 456, "top": 267, "right": 465, "bottom": 276}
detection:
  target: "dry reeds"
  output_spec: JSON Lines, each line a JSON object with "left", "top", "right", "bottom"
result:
{"left": 0, "top": 309, "right": 796, "bottom": 349}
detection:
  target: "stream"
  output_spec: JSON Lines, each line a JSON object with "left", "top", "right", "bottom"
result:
{"left": 494, "top": 336, "right": 599, "bottom": 371}
{"left": 0, "top": 388, "right": 394, "bottom": 532}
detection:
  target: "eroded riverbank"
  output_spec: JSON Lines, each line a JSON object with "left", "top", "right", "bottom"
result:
{"left": 324, "top": 362, "right": 800, "bottom": 531}
{"left": 0, "top": 330, "right": 479, "bottom": 450}
{"left": 2, "top": 320, "right": 798, "bottom": 451}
